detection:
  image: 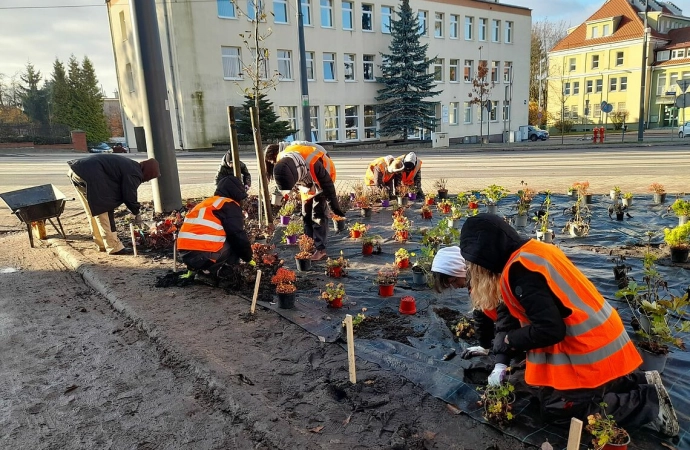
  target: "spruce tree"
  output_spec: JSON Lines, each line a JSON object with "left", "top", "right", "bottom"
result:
{"left": 375, "top": 0, "right": 441, "bottom": 140}
{"left": 50, "top": 59, "right": 71, "bottom": 127}
{"left": 18, "top": 63, "right": 49, "bottom": 125}
{"left": 65, "top": 55, "right": 109, "bottom": 143}
{"left": 235, "top": 93, "right": 296, "bottom": 143}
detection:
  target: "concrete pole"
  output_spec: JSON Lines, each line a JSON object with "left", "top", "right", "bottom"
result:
{"left": 637, "top": 9, "right": 649, "bottom": 142}
{"left": 130, "top": 0, "right": 182, "bottom": 212}
{"left": 297, "top": 0, "right": 312, "bottom": 142}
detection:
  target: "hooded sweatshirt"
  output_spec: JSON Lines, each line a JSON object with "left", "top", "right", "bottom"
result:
{"left": 211, "top": 176, "right": 252, "bottom": 262}
{"left": 460, "top": 214, "right": 571, "bottom": 361}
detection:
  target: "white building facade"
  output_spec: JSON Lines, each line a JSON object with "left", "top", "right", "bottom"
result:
{"left": 106, "top": 0, "right": 531, "bottom": 150}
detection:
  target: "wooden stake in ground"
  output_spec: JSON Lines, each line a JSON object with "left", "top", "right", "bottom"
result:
{"left": 172, "top": 236, "right": 178, "bottom": 273}
{"left": 343, "top": 314, "right": 357, "bottom": 384}
{"left": 566, "top": 417, "right": 583, "bottom": 450}
{"left": 226, "top": 106, "right": 242, "bottom": 180}
{"left": 129, "top": 223, "right": 138, "bottom": 256}
{"left": 250, "top": 270, "right": 262, "bottom": 314}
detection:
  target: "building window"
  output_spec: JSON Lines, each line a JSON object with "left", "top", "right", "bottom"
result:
{"left": 306, "top": 51, "right": 315, "bottom": 80}
{"left": 119, "top": 11, "right": 127, "bottom": 40}
{"left": 504, "top": 21, "right": 513, "bottom": 43}
{"left": 571, "top": 106, "right": 578, "bottom": 119}
{"left": 503, "top": 61, "right": 512, "bottom": 82}
{"left": 449, "top": 102, "right": 458, "bottom": 125}
{"left": 277, "top": 50, "right": 292, "bottom": 80}
{"left": 617, "top": 102, "right": 626, "bottom": 112}
{"left": 449, "top": 59, "right": 459, "bottom": 82}
{"left": 320, "top": 0, "right": 333, "bottom": 27}
{"left": 683, "top": 71, "right": 690, "bottom": 81}
{"left": 491, "top": 19, "right": 500, "bottom": 42}
{"left": 502, "top": 101, "right": 510, "bottom": 121}
{"left": 323, "top": 52, "right": 336, "bottom": 80}
{"left": 342, "top": 1, "right": 353, "bottom": 30}
{"left": 620, "top": 76, "right": 627, "bottom": 91}
{"left": 433, "top": 58, "right": 444, "bottom": 82}
{"left": 345, "top": 105, "right": 358, "bottom": 140}
{"left": 573, "top": 82, "right": 580, "bottom": 95}
{"left": 616, "top": 51, "right": 624, "bottom": 66}
{"left": 450, "top": 14, "right": 458, "bottom": 39}
{"left": 670, "top": 73, "right": 679, "bottom": 93}
{"left": 363, "top": 54, "right": 375, "bottom": 81}
{"left": 591, "top": 55, "right": 599, "bottom": 69}
{"left": 586, "top": 80, "right": 593, "bottom": 93}
{"left": 279, "top": 106, "right": 297, "bottom": 140}
{"left": 217, "top": 0, "right": 237, "bottom": 18}
{"left": 364, "top": 105, "right": 377, "bottom": 138}
{"left": 479, "top": 18, "right": 487, "bottom": 41}
{"left": 610, "top": 77, "right": 617, "bottom": 92}
{"left": 310, "top": 106, "right": 319, "bottom": 140}
{"left": 434, "top": 13, "right": 443, "bottom": 38}
{"left": 591, "top": 26, "right": 598, "bottom": 38}
{"left": 464, "top": 59, "right": 473, "bottom": 82}
{"left": 569, "top": 58, "right": 576, "bottom": 71}
{"left": 324, "top": 105, "right": 339, "bottom": 140}
{"left": 247, "top": 0, "right": 264, "bottom": 20}
{"left": 491, "top": 61, "right": 499, "bottom": 82}
{"left": 361, "top": 4, "right": 373, "bottom": 31}
{"left": 672, "top": 49, "right": 686, "bottom": 59}
{"left": 564, "top": 82, "right": 571, "bottom": 95}
{"left": 381, "top": 6, "right": 392, "bottom": 33}
{"left": 463, "top": 101, "right": 472, "bottom": 123}
{"left": 221, "top": 46, "right": 242, "bottom": 79}
{"left": 595, "top": 79, "right": 602, "bottom": 93}
{"left": 603, "top": 24, "right": 610, "bottom": 36}
{"left": 465, "top": 16, "right": 473, "bottom": 40}
{"left": 301, "top": 0, "right": 312, "bottom": 25}
{"left": 344, "top": 53, "right": 355, "bottom": 80}
{"left": 250, "top": 48, "right": 269, "bottom": 79}
{"left": 490, "top": 100, "right": 498, "bottom": 121}
{"left": 418, "top": 11, "right": 428, "bottom": 36}
{"left": 593, "top": 103, "right": 601, "bottom": 117}
{"left": 125, "top": 63, "right": 135, "bottom": 92}
{"left": 274, "top": 0, "right": 288, "bottom": 23}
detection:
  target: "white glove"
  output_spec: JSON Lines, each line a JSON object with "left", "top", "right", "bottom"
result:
{"left": 461, "top": 346, "right": 489, "bottom": 359}
{"left": 488, "top": 363, "right": 508, "bottom": 386}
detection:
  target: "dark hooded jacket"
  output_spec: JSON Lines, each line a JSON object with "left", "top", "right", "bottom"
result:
{"left": 215, "top": 152, "right": 251, "bottom": 187}
{"left": 460, "top": 214, "right": 571, "bottom": 365}
{"left": 212, "top": 176, "right": 253, "bottom": 263}
{"left": 67, "top": 154, "right": 146, "bottom": 216}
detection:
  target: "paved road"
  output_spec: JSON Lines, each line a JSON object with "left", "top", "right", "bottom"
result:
{"left": 1, "top": 145, "right": 689, "bottom": 199}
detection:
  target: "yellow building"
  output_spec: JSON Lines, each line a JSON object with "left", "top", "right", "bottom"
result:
{"left": 546, "top": 0, "right": 690, "bottom": 132}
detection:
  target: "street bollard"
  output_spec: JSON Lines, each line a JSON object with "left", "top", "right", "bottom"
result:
{"left": 592, "top": 128, "right": 599, "bottom": 143}
{"left": 600, "top": 127, "right": 606, "bottom": 143}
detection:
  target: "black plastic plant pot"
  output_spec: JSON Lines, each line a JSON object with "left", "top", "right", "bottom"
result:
{"left": 412, "top": 270, "right": 426, "bottom": 286}
{"left": 616, "top": 212, "right": 624, "bottom": 221}
{"left": 361, "top": 208, "right": 372, "bottom": 218}
{"left": 332, "top": 219, "right": 346, "bottom": 232}
{"left": 295, "top": 257, "right": 312, "bottom": 272}
{"left": 670, "top": 247, "right": 689, "bottom": 263}
{"left": 277, "top": 292, "right": 296, "bottom": 309}
{"left": 437, "top": 190, "right": 448, "bottom": 199}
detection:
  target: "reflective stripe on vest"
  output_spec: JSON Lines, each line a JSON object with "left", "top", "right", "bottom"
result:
{"left": 398, "top": 156, "right": 422, "bottom": 186}
{"left": 177, "top": 196, "right": 238, "bottom": 253}
{"left": 499, "top": 240, "right": 641, "bottom": 390}
{"left": 279, "top": 144, "right": 336, "bottom": 200}
{"left": 364, "top": 157, "right": 392, "bottom": 185}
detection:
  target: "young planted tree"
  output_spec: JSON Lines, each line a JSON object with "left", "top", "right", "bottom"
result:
{"left": 235, "top": 93, "right": 295, "bottom": 143}
{"left": 375, "top": 0, "right": 441, "bottom": 141}
{"left": 18, "top": 63, "right": 49, "bottom": 126}
{"left": 468, "top": 61, "right": 494, "bottom": 143}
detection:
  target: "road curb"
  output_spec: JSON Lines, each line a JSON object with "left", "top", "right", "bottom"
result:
{"left": 48, "top": 239, "right": 313, "bottom": 449}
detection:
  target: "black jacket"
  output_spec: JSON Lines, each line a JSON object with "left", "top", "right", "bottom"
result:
{"left": 311, "top": 158, "right": 339, "bottom": 209}
{"left": 461, "top": 214, "right": 570, "bottom": 365}
{"left": 213, "top": 177, "right": 253, "bottom": 263}
{"left": 68, "top": 154, "right": 144, "bottom": 216}
{"left": 215, "top": 153, "right": 251, "bottom": 187}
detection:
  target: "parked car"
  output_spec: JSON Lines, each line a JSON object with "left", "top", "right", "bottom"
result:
{"left": 527, "top": 126, "right": 549, "bottom": 141}
{"left": 88, "top": 142, "right": 113, "bottom": 153}
{"left": 111, "top": 143, "right": 129, "bottom": 153}
{"left": 678, "top": 122, "right": 690, "bottom": 138}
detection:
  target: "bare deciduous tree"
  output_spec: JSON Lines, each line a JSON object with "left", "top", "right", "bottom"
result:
{"left": 468, "top": 62, "right": 494, "bottom": 143}
{"left": 530, "top": 19, "right": 568, "bottom": 106}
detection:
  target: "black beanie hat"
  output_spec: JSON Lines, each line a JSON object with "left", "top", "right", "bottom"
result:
{"left": 274, "top": 158, "right": 298, "bottom": 190}
{"left": 460, "top": 213, "right": 528, "bottom": 274}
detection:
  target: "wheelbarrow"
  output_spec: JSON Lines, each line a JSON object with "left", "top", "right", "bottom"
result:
{"left": 0, "top": 184, "right": 70, "bottom": 248}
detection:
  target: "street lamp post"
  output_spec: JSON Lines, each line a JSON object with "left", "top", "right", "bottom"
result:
{"left": 297, "top": 0, "right": 312, "bottom": 142}
{"left": 637, "top": 3, "right": 649, "bottom": 142}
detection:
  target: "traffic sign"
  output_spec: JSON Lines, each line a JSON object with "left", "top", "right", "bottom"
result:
{"left": 602, "top": 103, "right": 613, "bottom": 114}
{"left": 677, "top": 79, "right": 690, "bottom": 93}
{"left": 675, "top": 93, "right": 690, "bottom": 108}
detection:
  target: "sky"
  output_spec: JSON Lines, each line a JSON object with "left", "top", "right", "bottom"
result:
{"left": 1, "top": 0, "right": 690, "bottom": 97}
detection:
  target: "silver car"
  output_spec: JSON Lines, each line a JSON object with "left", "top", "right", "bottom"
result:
{"left": 88, "top": 142, "right": 113, "bottom": 153}
{"left": 678, "top": 122, "right": 690, "bottom": 138}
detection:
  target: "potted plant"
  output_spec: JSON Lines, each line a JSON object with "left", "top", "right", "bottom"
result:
{"left": 481, "top": 184, "right": 509, "bottom": 215}
{"left": 392, "top": 215, "right": 411, "bottom": 242}
{"left": 563, "top": 193, "right": 591, "bottom": 236}
{"left": 447, "top": 206, "right": 463, "bottom": 229}
{"left": 534, "top": 191, "right": 554, "bottom": 243}
{"left": 395, "top": 248, "right": 413, "bottom": 269}
{"left": 412, "top": 246, "right": 434, "bottom": 286}
{"left": 356, "top": 193, "right": 373, "bottom": 218}
{"left": 435, "top": 178, "right": 449, "bottom": 199}
{"left": 572, "top": 181, "right": 592, "bottom": 204}
{"left": 476, "top": 382, "right": 515, "bottom": 426}
{"left": 278, "top": 202, "right": 296, "bottom": 226}
{"left": 271, "top": 267, "right": 297, "bottom": 309}
{"left": 349, "top": 222, "right": 368, "bottom": 239}
{"left": 610, "top": 186, "right": 622, "bottom": 201}
{"left": 515, "top": 182, "right": 535, "bottom": 228}
{"left": 649, "top": 182, "right": 666, "bottom": 204}
{"left": 282, "top": 220, "right": 304, "bottom": 245}
{"left": 670, "top": 198, "right": 690, "bottom": 225}
{"left": 437, "top": 199, "right": 453, "bottom": 215}
{"left": 622, "top": 192, "right": 633, "bottom": 208}
{"left": 567, "top": 183, "right": 578, "bottom": 199}
{"left": 663, "top": 222, "right": 690, "bottom": 263}
{"left": 396, "top": 185, "right": 410, "bottom": 206}
{"left": 610, "top": 255, "right": 631, "bottom": 290}
{"left": 332, "top": 214, "right": 346, "bottom": 232}
{"left": 608, "top": 201, "right": 626, "bottom": 221}
{"left": 421, "top": 205, "right": 433, "bottom": 220}
{"left": 425, "top": 193, "right": 436, "bottom": 206}
{"left": 466, "top": 193, "right": 480, "bottom": 211}
{"left": 271, "top": 186, "right": 284, "bottom": 206}
{"left": 362, "top": 234, "right": 383, "bottom": 256}
{"left": 421, "top": 218, "right": 460, "bottom": 251}
{"left": 585, "top": 403, "right": 631, "bottom": 450}
{"left": 321, "top": 282, "right": 345, "bottom": 308}
{"left": 376, "top": 263, "right": 399, "bottom": 297}
{"left": 295, "top": 234, "right": 315, "bottom": 271}
{"left": 326, "top": 252, "right": 348, "bottom": 278}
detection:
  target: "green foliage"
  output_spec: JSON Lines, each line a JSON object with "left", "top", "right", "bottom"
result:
{"left": 375, "top": 0, "right": 441, "bottom": 140}
{"left": 49, "top": 59, "right": 70, "bottom": 127}
{"left": 609, "top": 111, "right": 629, "bottom": 130}
{"left": 421, "top": 217, "right": 459, "bottom": 250}
{"left": 18, "top": 63, "right": 49, "bottom": 125}
{"left": 481, "top": 184, "right": 509, "bottom": 205}
{"left": 553, "top": 119, "right": 574, "bottom": 132}
{"left": 586, "top": 403, "right": 629, "bottom": 449}
{"left": 533, "top": 191, "right": 552, "bottom": 232}
{"left": 235, "top": 93, "right": 296, "bottom": 143}
{"left": 663, "top": 222, "right": 690, "bottom": 249}
{"left": 671, "top": 198, "right": 690, "bottom": 217}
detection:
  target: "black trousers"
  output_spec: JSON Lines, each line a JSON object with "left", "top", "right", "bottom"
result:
{"left": 302, "top": 193, "right": 327, "bottom": 251}
{"left": 181, "top": 241, "right": 237, "bottom": 273}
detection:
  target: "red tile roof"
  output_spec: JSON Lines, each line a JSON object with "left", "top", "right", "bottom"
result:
{"left": 654, "top": 56, "right": 690, "bottom": 67}
{"left": 664, "top": 27, "right": 690, "bottom": 49}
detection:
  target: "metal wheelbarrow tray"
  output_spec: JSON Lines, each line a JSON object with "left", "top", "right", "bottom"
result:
{"left": 0, "top": 184, "right": 68, "bottom": 248}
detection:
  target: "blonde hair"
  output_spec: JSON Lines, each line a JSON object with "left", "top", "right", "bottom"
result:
{"left": 467, "top": 262, "right": 502, "bottom": 311}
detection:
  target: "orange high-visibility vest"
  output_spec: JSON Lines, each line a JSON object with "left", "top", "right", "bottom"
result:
{"left": 499, "top": 240, "right": 641, "bottom": 390}
{"left": 364, "top": 157, "right": 394, "bottom": 186}
{"left": 177, "top": 196, "right": 238, "bottom": 255}
{"left": 398, "top": 155, "right": 422, "bottom": 186}
{"left": 278, "top": 144, "right": 336, "bottom": 200}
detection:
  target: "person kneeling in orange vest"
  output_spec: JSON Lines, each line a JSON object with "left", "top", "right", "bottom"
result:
{"left": 364, "top": 155, "right": 404, "bottom": 196}
{"left": 395, "top": 152, "right": 424, "bottom": 197}
{"left": 177, "top": 176, "right": 254, "bottom": 283}
{"left": 430, "top": 215, "right": 679, "bottom": 437}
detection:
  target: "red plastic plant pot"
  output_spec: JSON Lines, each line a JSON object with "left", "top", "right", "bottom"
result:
{"left": 425, "top": 198, "right": 435, "bottom": 206}
{"left": 397, "top": 231, "right": 409, "bottom": 241}
{"left": 440, "top": 205, "right": 451, "bottom": 214}
{"left": 350, "top": 230, "right": 362, "bottom": 239}
{"left": 399, "top": 296, "right": 417, "bottom": 315}
{"left": 362, "top": 243, "right": 374, "bottom": 255}
{"left": 396, "top": 258, "right": 410, "bottom": 269}
{"left": 329, "top": 297, "right": 343, "bottom": 308}
{"left": 468, "top": 202, "right": 479, "bottom": 209}
{"left": 328, "top": 267, "right": 342, "bottom": 278}
{"left": 422, "top": 212, "right": 433, "bottom": 220}
{"left": 379, "top": 283, "right": 394, "bottom": 297}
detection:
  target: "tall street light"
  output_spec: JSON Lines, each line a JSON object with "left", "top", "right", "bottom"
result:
{"left": 297, "top": 0, "right": 312, "bottom": 141}
{"left": 637, "top": 2, "right": 649, "bottom": 142}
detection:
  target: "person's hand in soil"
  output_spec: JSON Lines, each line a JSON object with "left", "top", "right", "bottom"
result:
{"left": 488, "top": 363, "right": 508, "bottom": 386}
{"left": 461, "top": 346, "right": 489, "bottom": 359}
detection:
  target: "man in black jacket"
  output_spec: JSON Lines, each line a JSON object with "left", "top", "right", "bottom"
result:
{"left": 67, "top": 154, "right": 159, "bottom": 255}
{"left": 215, "top": 151, "right": 251, "bottom": 189}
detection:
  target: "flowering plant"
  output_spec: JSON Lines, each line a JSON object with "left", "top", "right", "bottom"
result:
{"left": 349, "top": 222, "right": 368, "bottom": 233}
{"left": 572, "top": 181, "right": 590, "bottom": 195}
{"left": 649, "top": 182, "right": 665, "bottom": 194}
{"left": 321, "top": 282, "right": 345, "bottom": 302}
{"left": 295, "top": 234, "right": 315, "bottom": 259}
{"left": 396, "top": 184, "right": 411, "bottom": 197}
{"left": 516, "top": 181, "right": 535, "bottom": 215}
{"left": 585, "top": 403, "right": 629, "bottom": 449}
{"left": 326, "top": 251, "right": 348, "bottom": 269}
{"left": 391, "top": 216, "right": 411, "bottom": 232}
{"left": 376, "top": 264, "right": 399, "bottom": 285}
{"left": 395, "top": 248, "right": 413, "bottom": 262}
{"left": 271, "top": 267, "right": 296, "bottom": 294}
{"left": 278, "top": 202, "right": 296, "bottom": 216}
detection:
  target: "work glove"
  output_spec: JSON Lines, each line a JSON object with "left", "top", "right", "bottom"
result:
{"left": 331, "top": 206, "right": 346, "bottom": 218}
{"left": 134, "top": 214, "right": 143, "bottom": 225}
{"left": 460, "top": 346, "right": 489, "bottom": 359}
{"left": 249, "top": 260, "right": 256, "bottom": 267}
{"left": 488, "top": 363, "right": 508, "bottom": 386}
{"left": 492, "top": 331, "right": 510, "bottom": 355}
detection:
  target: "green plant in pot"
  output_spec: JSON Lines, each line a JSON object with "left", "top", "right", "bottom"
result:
{"left": 670, "top": 197, "right": 690, "bottom": 225}
{"left": 607, "top": 201, "right": 627, "bottom": 221}
{"left": 326, "top": 251, "right": 348, "bottom": 278}
{"left": 422, "top": 218, "right": 460, "bottom": 251}
{"left": 476, "top": 381, "right": 515, "bottom": 426}
{"left": 533, "top": 191, "right": 554, "bottom": 243}
{"left": 321, "top": 282, "right": 345, "bottom": 308}
{"left": 271, "top": 186, "right": 284, "bottom": 206}
{"left": 412, "top": 245, "right": 435, "bottom": 287}
{"left": 622, "top": 192, "right": 633, "bottom": 207}
{"left": 563, "top": 192, "right": 591, "bottom": 237}
{"left": 610, "top": 255, "right": 632, "bottom": 290}
{"left": 663, "top": 222, "right": 690, "bottom": 263}
{"left": 434, "top": 178, "right": 448, "bottom": 199}
{"left": 514, "top": 181, "right": 535, "bottom": 228}
{"left": 481, "top": 184, "right": 509, "bottom": 214}
{"left": 362, "top": 234, "right": 383, "bottom": 255}
{"left": 585, "top": 402, "right": 630, "bottom": 450}
{"left": 282, "top": 220, "right": 304, "bottom": 244}
{"left": 610, "top": 185, "right": 622, "bottom": 201}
